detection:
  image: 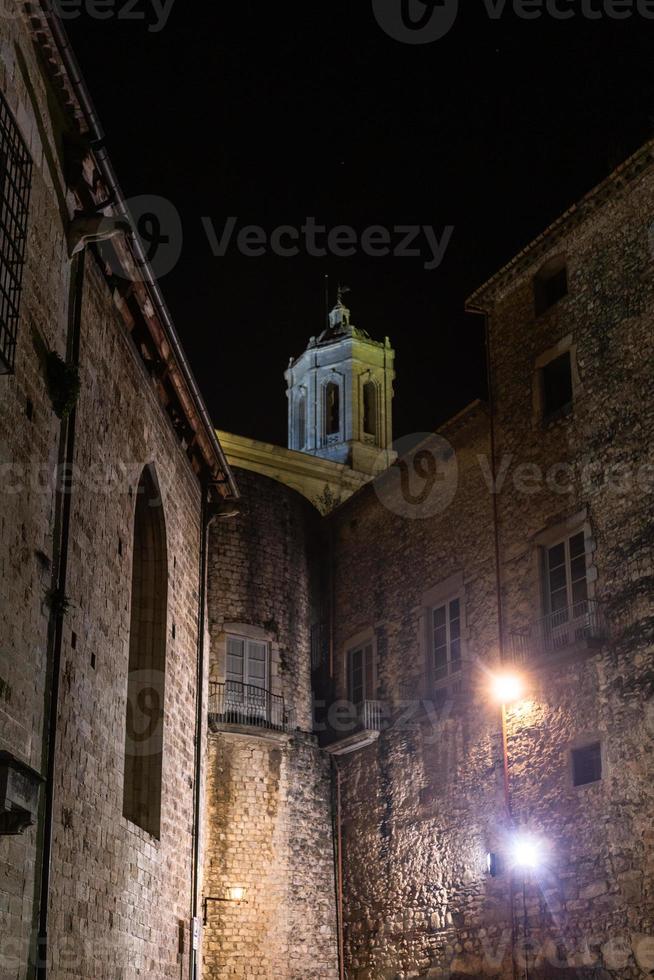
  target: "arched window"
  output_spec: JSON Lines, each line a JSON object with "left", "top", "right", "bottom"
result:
{"left": 296, "top": 392, "right": 306, "bottom": 450}
{"left": 123, "top": 465, "right": 168, "bottom": 838}
{"left": 325, "top": 382, "right": 340, "bottom": 437}
{"left": 363, "top": 380, "right": 378, "bottom": 441}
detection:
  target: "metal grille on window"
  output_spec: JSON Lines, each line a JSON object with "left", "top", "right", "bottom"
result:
{"left": 0, "top": 91, "right": 32, "bottom": 374}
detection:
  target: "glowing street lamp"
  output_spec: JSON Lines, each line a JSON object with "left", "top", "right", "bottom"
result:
{"left": 511, "top": 835, "right": 541, "bottom": 871}
{"left": 491, "top": 672, "right": 524, "bottom": 705}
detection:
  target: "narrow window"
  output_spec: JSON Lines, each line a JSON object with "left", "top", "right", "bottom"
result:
{"left": 572, "top": 742, "right": 602, "bottom": 786}
{"left": 542, "top": 351, "right": 573, "bottom": 421}
{"left": 363, "top": 381, "right": 378, "bottom": 441}
{"left": 123, "top": 466, "right": 168, "bottom": 838}
{"left": 432, "top": 598, "right": 462, "bottom": 683}
{"left": 325, "top": 382, "right": 340, "bottom": 436}
{"left": 347, "top": 643, "right": 375, "bottom": 705}
{"left": 296, "top": 393, "right": 306, "bottom": 449}
{"left": 544, "top": 532, "right": 589, "bottom": 649}
{"left": 0, "top": 91, "right": 33, "bottom": 374}
{"left": 534, "top": 257, "right": 568, "bottom": 316}
{"left": 225, "top": 635, "right": 270, "bottom": 720}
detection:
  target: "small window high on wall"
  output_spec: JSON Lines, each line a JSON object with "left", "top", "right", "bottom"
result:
{"left": 123, "top": 465, "right": 168, "bottom": 838}
{"left": 534, "top": 256, "right": 568, "bottom": 316}
{"left": 363, "top": 381, "right": 378, "bottom": 441}
{"left": 325, "top": 382, "right": 340, "bottom": 436}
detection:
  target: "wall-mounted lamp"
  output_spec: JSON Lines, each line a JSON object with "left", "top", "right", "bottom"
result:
{"left": 486, "top": 852, "right": 501, "bottom": 877}
{"left": 202, "top": 888, "right": 247, "bottom": 925}
{"left": 511, "top": 834, "right": 542, "bottom": 871}
{"left": 491, "top": 672, "right": 524, "bottom": 705}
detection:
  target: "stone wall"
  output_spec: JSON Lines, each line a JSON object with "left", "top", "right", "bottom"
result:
{"left": 326, "top": 144, "right": 654, "bottom": 979}
{"left": 0, "top": 7, "right": 227, "bottom": 978}
{"left": 203, "top": 468, "right": 339, "bottom": 979}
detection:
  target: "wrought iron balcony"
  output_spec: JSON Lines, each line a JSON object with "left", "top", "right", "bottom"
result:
{"left": 509, "top": 599, "right": 606, "bottom": 664}
{"left": 208, "top": 681, "right": 295, "bottom": 735}
{"left": 323, "top": 699, "right": 389, "bottom": 756}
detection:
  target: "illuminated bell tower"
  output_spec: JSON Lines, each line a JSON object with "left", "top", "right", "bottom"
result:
{"left": 285, "top": 289, "right": 395, "bottom": 475}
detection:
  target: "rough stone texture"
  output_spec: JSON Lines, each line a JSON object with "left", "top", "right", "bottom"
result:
{"left": 203, "top": 468, "right": 339, "bottom": 978}
{"left": 0, "top": 8, "right": 219, "bottom": 978}
{"left": 325, "top": 145, "right": 654, "bottom": 979}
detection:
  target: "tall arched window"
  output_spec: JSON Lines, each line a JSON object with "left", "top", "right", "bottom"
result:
{"left": 325, "top": 382, "right": 340, "bottom": 437}
{"left": 123, "top": 464, "right": 168, "bottom": 838}
{"left": 296, "top": 392, "right": 306, "bottom": 450}
{"left": 363, "top": 380, "right": 378, "bottom": 442}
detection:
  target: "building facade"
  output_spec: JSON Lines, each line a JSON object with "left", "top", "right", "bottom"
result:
{"left": 1, "top": 3, "right": 653, "bottom": 978}
{"left": 0, "top": 4, "right": 238, "bottom": 979}
{"left": 321, "top": 141, "right": 654, "bottom": 979}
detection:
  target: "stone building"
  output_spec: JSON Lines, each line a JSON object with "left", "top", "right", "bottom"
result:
{"left": 0, "top": 4, "right": 239, "bottom": 979}
{"left": 1, "top": 3, "right": 653, "bottom": 979}
{"left": 320, "top": 141, "right": 654, "bottom": 979}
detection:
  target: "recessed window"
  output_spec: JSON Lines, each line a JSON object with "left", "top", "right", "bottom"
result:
{"left": 432, "top": 598, "right": 462, "bottom": 683}
{"left": 225, "top": 635, "right": 270, "bottom": 720}
{"left": 347, "top": 642, "right": 376, "bottom": 706}
{"left": 572, "top": 742, "right": 602, "bottom": 786}
{"left": 542, "top": 351, "right": 573, "bottom": 421}
{"left": 325, "top": 382, "right": 340, "bottom": 436}
{"left": 363, "top": 380, "right": 378, "bottom": 441}
{"left": 0, "top": 91, "right": 33, "bottom": 374}
{"left": 296, "top": 392, "right": 306, "bottom": 450}
{"left": 123, "top": 465, "right": 168, "bottom": 838}
{"left": 546, "top": 531, "right": 588, "bottom": 616}
{"left": 534, "top": 257, "right": 568, "bottom": 316}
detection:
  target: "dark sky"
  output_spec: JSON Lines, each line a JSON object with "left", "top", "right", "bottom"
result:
{"left": 66, "top": 2, "right": 653, "bottom": 446}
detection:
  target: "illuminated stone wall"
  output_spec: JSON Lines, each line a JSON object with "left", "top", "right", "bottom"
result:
{"left": 327, "top": 144, "right": 654, "bottom": 979}
{"left": 203, "top": 468, "right": 339, "bottom": 979}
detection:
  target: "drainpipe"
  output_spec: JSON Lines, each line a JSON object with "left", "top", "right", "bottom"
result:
{"left": 36, "top": 249, "right": 86, "bottom": 980}
{"left": 189, "top": 486, "right": 209, "bottom": 980}
{"left": 331, "top": 759, "right": 345, "bottom": 980}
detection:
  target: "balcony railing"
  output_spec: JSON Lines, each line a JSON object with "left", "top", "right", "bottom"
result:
{"left": 509, "top": 599, "right": 606, "bottom": 663}
{"left": 208, "top": 681, "right": 295, "bottom": 734}
{"left": 323, "top": 699, "right": 389, "bottom": 755}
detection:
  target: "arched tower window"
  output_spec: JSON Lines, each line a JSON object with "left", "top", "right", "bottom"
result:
{"left": 363, "top": 380, "right": 378, "bottom": 442}
{"left": 325, "top": 382, "right": 340, "bottom": 437}
{"left": 296, "top": 392, "right": 306, "bottom": 450}
{"left": 123, "top": 464, "right": 168, "bottom": 838}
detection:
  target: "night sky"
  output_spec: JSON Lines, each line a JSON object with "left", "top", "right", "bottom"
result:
{"left": 65, "top": 3, "right": 653, "bottom": 446}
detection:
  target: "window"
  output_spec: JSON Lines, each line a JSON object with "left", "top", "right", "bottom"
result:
{"left": 0, "top": 91, "right": 32, "bottom": 374}
{"left": 542, "top": 351, "right": 573, "bottom": 421}
{"left": 572, "top": 742, "right": 602, "bottom": 786}
{"left": 226, "top": 635, "right": 269, "bottom": 693}
{"left": 347, "top": 642, "right": 375, "bottom": 705}
{"left": 534, "top": 256, "right": 568, "bottom": 316}
{"left": 325, "top": 382, "right": 340, "bottom": 436}
{"left": 296, "top": 392, "right": 306, "bottom": 449}
{"left": 432, "top": 598, "right": 461, "bottom": 683}
{"left": 545, "top": 531, "right": 588, "bottom": 619}
{"left": 123, "top": 466, "right": 168, "bottom": 838}
{"left": 363, "top": 380, "right": 378, "bottom": 441}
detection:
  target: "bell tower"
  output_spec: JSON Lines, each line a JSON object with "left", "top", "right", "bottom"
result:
{"left": 285, "top": 289, "right": 395, "bottom": 476}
